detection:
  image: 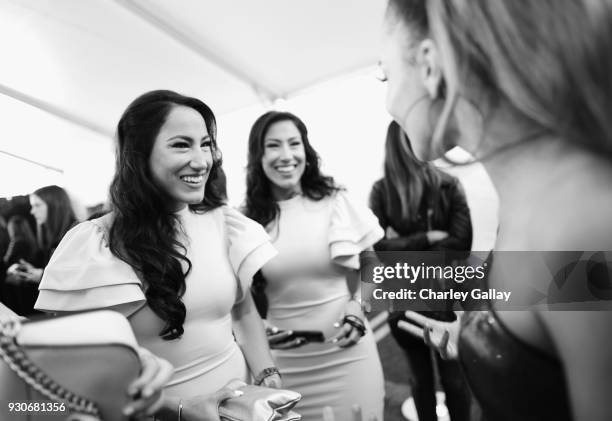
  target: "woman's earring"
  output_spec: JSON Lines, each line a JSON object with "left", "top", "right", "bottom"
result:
{"left": 438, "top": 78, "right": 447, "bottom": 100}
{"left": 424, "top": 70, "right": 444, "bottom": 100}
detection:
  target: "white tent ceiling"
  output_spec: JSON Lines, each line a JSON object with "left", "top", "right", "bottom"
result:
{"left": 0, "top": 0, "right": 387, "bottom": 137}
{"left": 0, "top": 0, "right": 499, "bottom": 250}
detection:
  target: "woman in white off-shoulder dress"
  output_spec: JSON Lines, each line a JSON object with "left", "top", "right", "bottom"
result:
{"left": 36, "top": 90, "right": 280, "bottom": 421}
{"left": 243, "top": 111, "right": 385, "bottom": 421}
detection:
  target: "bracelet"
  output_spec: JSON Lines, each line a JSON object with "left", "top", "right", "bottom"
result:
{"left": 254, "top": 367, "right": 281, "bottom": 386}
{"left": 178, "top": 399, "right": 183, "bottom": 421}
{"left": 343, "top": 315, "right": 366, "bottom": 337}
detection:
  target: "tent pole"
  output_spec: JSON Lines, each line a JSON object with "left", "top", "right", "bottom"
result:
{"left": 113, "top": 0, "right": 281, "bottom": 103}
{"left": 0, "top": 83, "right": 113, "bottom": 138}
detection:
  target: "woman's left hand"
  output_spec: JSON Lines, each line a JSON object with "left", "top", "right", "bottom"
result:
{"left": 328, "top": 300, "right": 366, "bottom": 348}
{"left": 122, "top": 348, "right": 174, "bottom": 418}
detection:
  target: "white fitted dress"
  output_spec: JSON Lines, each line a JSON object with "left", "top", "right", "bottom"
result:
{"left": 262, "top": 191, "right": 385, "bottom": 421}
{"left": 35, "top": 206, "right": 277, "bottom": 397}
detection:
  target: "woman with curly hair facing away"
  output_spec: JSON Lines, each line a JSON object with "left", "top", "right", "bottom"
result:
{"left": 243, "top": 111, "right": 384, "bottom": 421}
{"left": 36, "top": 90, "right": 280, "bottom": 420}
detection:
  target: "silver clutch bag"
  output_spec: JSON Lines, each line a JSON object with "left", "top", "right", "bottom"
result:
{"left": 219, "top": 383, "right": 301, "bottom": 421}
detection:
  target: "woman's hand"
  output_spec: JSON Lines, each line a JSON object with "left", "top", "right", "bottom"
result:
{"left": 328, "top": 300, "right": 366, "bottom": 348}
{"left": 259, "top": 372, "right": 282, "bottom": 389}
{"left": 426, "top": 230, "right": 449, "bottom": 244}
{"left": 122, "top": 348, "right": 174, "bottom": 418}
{"left": 14, "top": 259, "right": 43, "bottom": 284}
{"left": 385, "top": 226, "right": 399, "bottom": 239}
{"left": 19, "top": 269, "right": 43, "bottom": 284}
{"left": 265, "top": 323, "right": 307, "bottom": 350}
{"left": 399, "top": 311, "right": 462, "bottom": 360}
{"left": 181, "top": 379, "right": 245, "bottom": 421}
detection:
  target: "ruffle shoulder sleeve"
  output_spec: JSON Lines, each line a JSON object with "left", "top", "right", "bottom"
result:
{"left": 223, "top": 206, "right": 278, "bottom": 302}
{"left": 329, "top": 190, "right": 384, "bottom": 270}
{"left": 35, "top": 215, "right": 145, "bottom": 314}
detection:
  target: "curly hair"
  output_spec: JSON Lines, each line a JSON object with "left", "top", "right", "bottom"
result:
{"left": 244, "top": 112, "right": 340, "bottom": 303}
{"left": 109, "top": 90, "right": 226, "bottom": 340}
{"left": 243, "top": 111, "right": 340, "bottom": 227}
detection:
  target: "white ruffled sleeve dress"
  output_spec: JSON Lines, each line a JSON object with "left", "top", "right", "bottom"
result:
{"left": 35, "top": 205, "right": 277, "bottom": 397}
{"left": 262, "top": 191, "right": 385, "bottom": 421}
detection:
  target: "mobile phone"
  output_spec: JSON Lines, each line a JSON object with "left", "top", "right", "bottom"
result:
{"left": 290, "top": 330, "right": 325, "bottom": 343}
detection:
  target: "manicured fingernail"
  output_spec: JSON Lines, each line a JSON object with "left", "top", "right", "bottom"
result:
{"left": 143, "top": 387, "right": 153, "bottom": 397}
{"left": 234, "top": 390, "right": 244, "bottom": 397}
{"left": 333, "top": 322, "right": 340, "bottom": 328}
{"left": 123, "top": 407, "right": 134, "bottom": 416}
{"left": 332, "top": 338, "right": 338, "bottom": 343}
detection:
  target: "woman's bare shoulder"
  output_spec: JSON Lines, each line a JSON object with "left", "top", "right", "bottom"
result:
{"left": 527, "top": 164, "right": 612, "bottom": 250}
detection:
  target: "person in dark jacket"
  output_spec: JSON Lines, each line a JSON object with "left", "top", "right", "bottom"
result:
{"left": 369, "top": 121, "right": 472, "bottom": 421}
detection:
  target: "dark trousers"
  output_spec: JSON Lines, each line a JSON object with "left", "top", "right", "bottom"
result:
{"left": 389, "top": 313, "right": 472, "bottom": 421}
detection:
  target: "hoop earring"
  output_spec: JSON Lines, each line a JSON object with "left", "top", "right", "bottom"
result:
{"left": 437, "top": 93, "right": 486, "bottom": 166}
{"left": 460, "top": 95, "right": 486, "bottom": 162}
{"left": 428, "top": 85, "right": 461, "bottom": 161}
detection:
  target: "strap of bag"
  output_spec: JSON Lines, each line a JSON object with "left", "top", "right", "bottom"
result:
{"left": 0, "top": 316, "right": 101, "bottom": 418}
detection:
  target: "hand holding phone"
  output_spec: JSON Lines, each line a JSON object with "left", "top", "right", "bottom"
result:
{"left": 290, "top": 330, "right": 325, "bottom": 343}
{"left": 266, "top": 327, "right": 325, "bottom": 349}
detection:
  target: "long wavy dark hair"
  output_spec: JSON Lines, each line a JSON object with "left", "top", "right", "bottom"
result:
{"left": 243, "top": 111, "right": 340, "bottom": 227}
{"left": 32, "top": 185, "right": 77, "bottom": 261}
{"left": 244, "top": 111, "right": 340, "bottom": 305}
{"left": 109, "top": 90, "right": 226, "bottom": 340}
{"left": 381, "top": 121, "right": 445, "bottom": 224}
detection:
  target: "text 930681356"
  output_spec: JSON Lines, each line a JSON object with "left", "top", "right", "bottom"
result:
{"left": 7, "top": 401, "right": 67, "bottom": 414}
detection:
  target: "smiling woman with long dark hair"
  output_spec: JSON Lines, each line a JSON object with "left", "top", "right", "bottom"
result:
{"left": 244, "top": 111, "right": 339, "bottom": 227}
{"left": 243, "top": 110, "right": 385, "bottom": 421}
{"left": 35, "top": 90, "right": 281, "bottom": 420}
